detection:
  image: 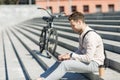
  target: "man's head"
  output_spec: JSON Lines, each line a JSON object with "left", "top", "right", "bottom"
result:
{"left": 68, "top": 12, "right": 86, "bottom": 34}
{"left": 68, "top": 11, "right": 85, "bottom": 23}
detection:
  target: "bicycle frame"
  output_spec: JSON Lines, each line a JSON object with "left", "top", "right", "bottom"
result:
{"left": 38, "top": 7, "right": 58, "bottom": 58}
{"left": 40, "top": 26, "right": 52, "bottom": 58}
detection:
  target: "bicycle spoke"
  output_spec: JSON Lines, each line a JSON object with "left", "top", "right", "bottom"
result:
{"left": 47, "top": 28, "right": 58, "bottom": 54}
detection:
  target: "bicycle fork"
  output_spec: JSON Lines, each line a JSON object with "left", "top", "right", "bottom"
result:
{"left": 43, "top": 27, "right": 52, "bottom": 58}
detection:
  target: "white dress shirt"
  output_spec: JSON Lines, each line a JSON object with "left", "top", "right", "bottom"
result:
{"left": 71, "top": 26, "right": 105, "bottom": 65}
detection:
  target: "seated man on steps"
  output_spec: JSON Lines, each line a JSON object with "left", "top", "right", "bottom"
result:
{"left": 37, "top": 11, "right": 105, "bottom": 80}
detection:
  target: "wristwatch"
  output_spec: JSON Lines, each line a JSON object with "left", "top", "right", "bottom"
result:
{"left": 70, "top": 53, "right": 73, "bottom": 58}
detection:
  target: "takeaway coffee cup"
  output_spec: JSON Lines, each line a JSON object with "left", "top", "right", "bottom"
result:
{"left": 99, "top": 65, "right": 105, "bottom": 78}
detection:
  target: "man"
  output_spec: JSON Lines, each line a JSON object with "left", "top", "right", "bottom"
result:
{"left": 37, "top": 11, "right": 105, "bottom": 80}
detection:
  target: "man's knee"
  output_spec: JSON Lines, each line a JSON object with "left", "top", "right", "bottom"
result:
{"left": 61, "top": 60, "right": 70, "bottom": 65}
{"left": 60, "top": 60, "right": 71, "bottom": 71}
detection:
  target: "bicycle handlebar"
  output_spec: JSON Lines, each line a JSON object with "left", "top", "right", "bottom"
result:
{"left": 38, "top": 7, "right": 55, "bottom": 27}
{"left": 37, "top": 7, "right": 54, "bottom": 20}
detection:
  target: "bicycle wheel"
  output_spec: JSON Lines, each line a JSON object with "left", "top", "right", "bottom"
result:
{"left": 39, "top": 31, "right": 46, "bottom": 53}
{"left": 47, "top": 28, "right": 58, "bottom": 54}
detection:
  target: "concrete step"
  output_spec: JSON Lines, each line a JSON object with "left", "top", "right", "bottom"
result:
{"left": 7, "top": 28, "right": 45, "bottom": 80}
{"left": 53, "top": 22, "right": 120, "bottom": 33}
{"left": 85, "top": 16, "right": 120, "bottom": 20}
{"left": 56, "top": 15, "right": 120, "bottom": 20}
{"left": 103, "top": 39, "right": 120, "bottom": 54}
{"left": 53, "top": 18, "right": 120, "bottom": 25}
{"left": 0, "top": 32, "right": 6, "bottom": 80}
{"left": 83, "top": 68, "right": 120, "bottom": 80}
{"left": 106, "top": 50, "right": 120, "bottom": 72}
{"left": 3, "top": 31, "right": 25, "bottom": 80}
{"left": 17, "top": 24, "right": 42, "bottom": 36}
{"left": 85, "top": 12, "right": 120, "bottom": 17}
{"left": 89, "top": 24, "right": 120, "bottom": 33}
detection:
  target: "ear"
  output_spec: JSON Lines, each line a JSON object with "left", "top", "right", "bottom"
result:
{"left": 77, "top": 20, "right": 82, "bottom": 25}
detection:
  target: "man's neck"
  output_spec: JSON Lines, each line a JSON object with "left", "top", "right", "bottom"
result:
{"left": 79, "top": 24, "right": 87, "bottom": 35}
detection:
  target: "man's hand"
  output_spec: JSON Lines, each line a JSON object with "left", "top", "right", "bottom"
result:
{"left": 58, "top": 53, "right": 71, "bottom": 61}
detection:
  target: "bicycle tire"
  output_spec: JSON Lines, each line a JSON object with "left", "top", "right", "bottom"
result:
{"left": 47, "top": 28, "right": 58, "bottom": 55}
{"left": 39, "top": 31, "right": 46, "bottom": 53}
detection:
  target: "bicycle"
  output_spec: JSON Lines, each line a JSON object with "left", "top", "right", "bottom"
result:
{"left": 38, "top": 8, "right": 58, "bottom": 58}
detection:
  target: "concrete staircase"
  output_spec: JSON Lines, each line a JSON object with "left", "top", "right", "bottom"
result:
{"left": 17, "top": 13, "right": 120, "bottom": 80}
{"left": 0, "top": 19, "right": 89, "bottom": 80}
{"left": 0, "top": 5, "right": 120, "bottom": 80}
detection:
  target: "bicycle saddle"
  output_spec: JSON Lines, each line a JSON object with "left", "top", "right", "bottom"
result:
{"left": 42, "top": 16, "right": 53, "bottom": 22}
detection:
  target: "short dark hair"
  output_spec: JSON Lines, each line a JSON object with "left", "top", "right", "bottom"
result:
{"left": 68, "top": 11, "right": 85, "bottom": 22}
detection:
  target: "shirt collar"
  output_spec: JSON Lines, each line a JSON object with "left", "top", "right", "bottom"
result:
{"left": 80, "top": 26, "right": 93, "bottom": 38}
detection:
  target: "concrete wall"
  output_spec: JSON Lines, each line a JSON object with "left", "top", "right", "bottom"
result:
{"left": 0, "top": 5, "right": 50, "bottom": 31}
